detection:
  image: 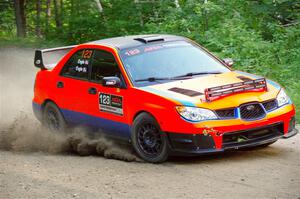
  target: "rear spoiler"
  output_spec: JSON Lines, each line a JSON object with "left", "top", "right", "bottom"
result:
{"left": 204, "top": 78, "right": 268, "bottom": 102}
{"left": 34, "top": 45, "right": 77, "bottom": 69}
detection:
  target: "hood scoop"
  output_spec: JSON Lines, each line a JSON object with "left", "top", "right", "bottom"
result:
{"left": 169, "top": 87, "right": 203, "bottom": 97}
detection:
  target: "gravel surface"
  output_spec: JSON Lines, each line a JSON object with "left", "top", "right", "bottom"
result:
{"left": 0, "top": 47, "right": 299, "bottom": 199}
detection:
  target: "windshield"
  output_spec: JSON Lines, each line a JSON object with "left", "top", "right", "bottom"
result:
{"left": 119, "top": 41, "right": 230, "bottom": 85}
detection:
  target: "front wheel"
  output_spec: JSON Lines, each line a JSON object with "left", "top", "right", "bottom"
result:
{"left": 131, "top": 113, "right": 169, "bottom": 163}
{"left": 43, "top": 102, "right": 67, "bottom": 133}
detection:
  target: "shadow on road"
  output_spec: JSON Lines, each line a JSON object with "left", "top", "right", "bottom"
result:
{"left": 166, "top": 144, "right": 291, "bottom": 165}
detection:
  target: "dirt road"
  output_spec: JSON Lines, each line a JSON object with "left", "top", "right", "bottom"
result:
{"left": 0, "top": 47, "right": 299, "bottom": 199}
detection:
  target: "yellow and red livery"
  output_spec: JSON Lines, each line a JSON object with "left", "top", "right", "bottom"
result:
{"left": 32, "top": 35, "right": 297, "bottom": 162}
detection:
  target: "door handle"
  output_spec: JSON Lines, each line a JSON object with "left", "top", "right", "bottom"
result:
{"left": 88, "top": 87, "right": 97, "bottom": 95}
{"left": 57, "top": 81, "right": 64, "bottom": 88}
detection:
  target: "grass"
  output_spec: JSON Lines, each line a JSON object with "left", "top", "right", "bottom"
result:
{"left": 0, "top": 36, "right": 64, "bottom": 49}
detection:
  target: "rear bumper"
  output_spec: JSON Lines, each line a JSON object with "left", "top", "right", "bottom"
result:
{"left": 167, "top": 119, "right": 298, "bottom": 155}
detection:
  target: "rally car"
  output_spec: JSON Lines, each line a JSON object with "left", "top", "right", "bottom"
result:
{"left": 32, "top": 34, "right": 297, "bottom": 163}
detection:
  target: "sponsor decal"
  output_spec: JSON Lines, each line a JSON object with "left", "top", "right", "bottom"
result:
{"left": 122, "top": 42, "right": 191, "bottom": 59}
{"left": 125, "top": 49, "right": 140, "bottom": 56}
{"left": 75, "top": 66, "right": 87, "bottom": 73}
{"left": 76, "top": 52, "right": 90, "bottom": 73}
{"left": 99, "top": 93, "right": 123, "bottom": 116}
{"left": 77, "top": 59, "right": 89, "bottom": 65}
{"left": 144, "top": 45, "right": 163, "bottom": 52}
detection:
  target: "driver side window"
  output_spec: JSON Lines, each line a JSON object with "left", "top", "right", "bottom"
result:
{"left": 90, "top": 50, "right": 122, "bottom": 83}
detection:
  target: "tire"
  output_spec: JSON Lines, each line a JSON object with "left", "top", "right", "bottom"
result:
{"left": 131, "top": 113, "right": 169, "bottom": 163}
{"left": 43, "top": 101, "right": 67, "bottom": 133}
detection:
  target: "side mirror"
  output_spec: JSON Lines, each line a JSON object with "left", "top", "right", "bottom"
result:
{"left": 222, "top": 58, "right": 234, "bottom": 67}
{"left": 102, "top": 77, "right": 121, "bottom": 88}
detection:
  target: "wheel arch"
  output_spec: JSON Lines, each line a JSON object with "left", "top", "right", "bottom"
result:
{"left": 131, "top": 110, "right": 166, "bottom": 132}
{"left": 41, "top": 99, "right": 59, "bottom": 111}
{"left": 132, "top": 110, "right": 157, "bottom": 124}
{"left": 41, "top": 99, "right": 69, "bottom": 126}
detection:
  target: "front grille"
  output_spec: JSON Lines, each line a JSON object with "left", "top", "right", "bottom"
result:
{"left": 215, "top": 108, "right": 235, "bottom": 119}
{"left": 240, "top": 103, "right": 265, "bottom": 120}
{"left": 222, "top": 123, "right": 283, "bottom": 148}
{"left": 262, "top": 100, "right": 277, "bottom": 112}
{"left": 215, "top": 100, "right": 278, "bottom": 121}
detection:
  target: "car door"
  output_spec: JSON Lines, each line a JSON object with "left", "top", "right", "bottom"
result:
{"left": 55, "top": 49, "right": 94, "bottom": 121}
{"left": 84, "top": 49, "right": 130, "bottom": 138}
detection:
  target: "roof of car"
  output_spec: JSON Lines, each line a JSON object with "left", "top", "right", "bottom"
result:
{"left": 86, "top": 34, "right": 188, "bottom": 50}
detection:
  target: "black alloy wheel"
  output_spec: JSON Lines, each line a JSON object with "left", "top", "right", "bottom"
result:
{"left": 43, "top": 102, "right": 67, "bottom": 133}
{"left": 137, "top": 122, "right": 163, "bottom": 156}
{"left": 131, "top": 113, "right": 169, "bottom": 163}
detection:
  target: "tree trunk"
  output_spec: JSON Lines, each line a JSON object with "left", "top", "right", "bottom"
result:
{"left": 54, "top": 0, "right": 62, "bottom": 30}
{"left": 174, "top": 0, "right": 180, "bottom": 8}
{"left": 14, "top": 0, "right": 26, "bottom": 37}
{"left": 134, "top": 0, "right": 144, "bottom": 27}
{"left": 45, "top": 0, "right": 51, "bottom": 35}
{"left": 60, "top": 0, "right": 64, "bottom": 24}
{"left": 95, "top": 0, "right": 103, "bottom": 13}
{"left": 36, "top": 0, "right": 41, "bottom": 37}
{"left": 69, "top": 0, "right": 75, "bottom": 39}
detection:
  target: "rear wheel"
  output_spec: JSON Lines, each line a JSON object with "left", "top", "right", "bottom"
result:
{"left": 43, "top": 102, "right": 67, "bottom": 133}
{"left": 131, "top": 113, "right": 169, "bottom": 163}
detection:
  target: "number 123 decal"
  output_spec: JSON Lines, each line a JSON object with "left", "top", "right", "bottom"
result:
{"left": 99, "top": 93, "right": 123, "bottom": 116}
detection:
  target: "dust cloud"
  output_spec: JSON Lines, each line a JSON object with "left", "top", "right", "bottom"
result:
{"left": 0, "top": 112, "right": 141, "bottom": 162}
{"left": 0, "top": 47, "right": 141, "bottom": 162}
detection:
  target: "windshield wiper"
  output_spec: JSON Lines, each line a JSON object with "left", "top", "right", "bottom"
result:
{"left": 135, "top": 71, "right": 222, "bottom": 82}
{"left": 173, "top": 71, "right": 222, "bottom": 79}
{"left": 135, "top": 77, "right": 171, "bottom": 82}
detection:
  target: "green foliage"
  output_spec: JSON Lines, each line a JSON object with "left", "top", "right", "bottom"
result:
{"left": 0, "top": 1, "right": 15, "bottom": 37}
{"left": 0, "top": 0, "right": 299, "bottom": 121}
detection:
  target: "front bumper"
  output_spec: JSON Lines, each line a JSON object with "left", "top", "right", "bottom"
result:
{"left": 167, "top": 118, "right": 298, "bottom": 155}
{"left": 282, "top": 127, "right": 298, "bottom": 139}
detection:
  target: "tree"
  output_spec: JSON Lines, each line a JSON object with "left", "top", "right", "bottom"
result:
{"left": 14, "top": 0, "right": 26, "bottom": 37}
{"left": 36, "top": 0, "right": 41, "bottom": 37}
{"left": 45, "top": 0, "right": 51, "bottom": 36}
{"left": 54, "top": 0, "right": 62, "bottom": 30}
{"left": 95, "top": 0, "right": 103, "bottom": 13}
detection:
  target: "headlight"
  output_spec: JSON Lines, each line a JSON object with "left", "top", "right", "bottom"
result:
{"left": 276, "top": 89, "right": 290, "bottom": 107}
{"left": 175, "top": 106, "right": 218, "bottom": 122}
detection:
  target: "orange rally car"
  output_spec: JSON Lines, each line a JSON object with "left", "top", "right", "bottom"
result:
{"left": 32, "top": 34, "right": 297, "bottom": 162}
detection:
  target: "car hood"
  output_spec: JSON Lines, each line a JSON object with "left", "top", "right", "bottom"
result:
{"left": 139, "top": 71, "right": 281, "bottom": 109}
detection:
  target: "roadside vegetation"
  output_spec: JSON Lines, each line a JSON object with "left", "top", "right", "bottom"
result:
{"left": 1, "top": 0, "right": 299, "bottom": 121}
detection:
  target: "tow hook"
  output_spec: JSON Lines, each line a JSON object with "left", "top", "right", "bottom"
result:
{"left": 202, "top": 127, "right": 223, "bottom": 136}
